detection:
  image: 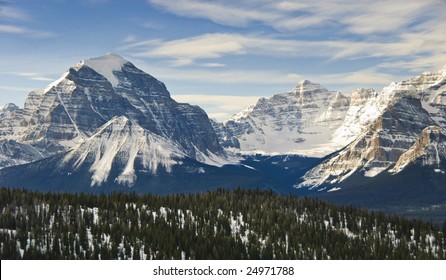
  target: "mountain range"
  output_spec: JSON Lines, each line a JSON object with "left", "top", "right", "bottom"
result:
{"left": 0, "top": 54, "right": 445, "bottom": 216}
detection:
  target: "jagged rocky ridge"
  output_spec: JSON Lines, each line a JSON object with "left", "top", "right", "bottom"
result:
{"left": 297, "top": 95, "right": 439, "bottom": 190}
{"left": 295, "top": 67, "right": 446, "bottom": 191}
{"left": 390, "top": 126, "right": 446, "bottom": 174}
{"left": 0, "top": 54, "right": 231, "bottom": 187}
{"left": 61, "top": 116, "right": 184, "bottom": 187}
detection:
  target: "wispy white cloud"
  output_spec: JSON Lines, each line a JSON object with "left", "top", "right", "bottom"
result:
{"left": 148, "top": 0, "right": 279, "bottom": 27}
{"left": 202, "top": 63, "right": 225, "bottom": 68}
{"left": 139, "top": 0, "right": 446, "bottom": 81}
{"left": 122, "top": 34, "right": 137, "bottom": 43}
{"left": 0, "top": 23, "right": 55, "bottom": 38}
{"left": 120, "top": 26, "right": 444, "bottom": 97}
{"left": 172, "top": 94, "right": 263, "bottom": 120}
{"left": 0, "top": 24, "right": 26, "bottom": 33}
{"left": 123, "top": 30, "right": 446, "bottom": 70}
{"left": 147, "top": 0, "right": 443, "bottom": 35}
{"left": 141, "top": 64, "right": 302, "bottom": 85}
{"left": 81, "top": 0, "right": 110, "bottom": 5}
{"left": 378, "top": 55, "right": 446, "bottom": 75}
{"left": 0, "top": 85, "right": 34, "bottom": 93}
{"left": 14, "top": 72, "right": 54, "bottom": 82}
{"left": 122, "top": 33, "right": 342, "bottom": 65}
{"left": 0, "top": 3, "right": 56, "bottom": 38}
{"left": 127, "top": 33, "right": 246, "bottom": 66}
{"left": 140, "top": 21, "right": 163, "bottom": 30}
{"left": 0, "top": 4, "right": 30, "bottom": 21}
{"left": 341, "top": 1, "right": 431, "bottom": 35}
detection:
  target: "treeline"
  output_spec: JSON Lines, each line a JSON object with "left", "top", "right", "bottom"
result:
{"left": 0, "top": 188, "right": 445, "bottom": 260}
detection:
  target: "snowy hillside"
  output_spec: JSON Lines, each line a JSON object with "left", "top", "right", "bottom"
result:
{"left": 213, "top": 80, "right": 350, "bottom": 156}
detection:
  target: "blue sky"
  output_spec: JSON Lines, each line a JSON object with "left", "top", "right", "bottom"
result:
{"left": 1, "top": 0, "right": 445, "bottom": 120}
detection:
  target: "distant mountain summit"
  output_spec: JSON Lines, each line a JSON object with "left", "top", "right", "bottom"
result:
{"left": 0, "top": 103, "right": 19, "bottom": 116}
{"left": 0, "top": 54, "right": 231, "bottom": 187}
{"left": 213, "top": 80, "right": 350, "bottom": 156}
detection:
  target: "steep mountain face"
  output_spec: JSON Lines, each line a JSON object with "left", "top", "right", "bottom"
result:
{"left": 297, "top": 95, "right": 438, "bottom": 190}
{"left": 58, "top": 114, "right": 234, "bottom": 188}
{"left": 0, "top": 140, "right": 44, "bottom": 168}
{"left": 0, "top": 54, "right": 234, "bottom": 189}
{"left": 0, "top": 104, "right": 44, "bottom": 168}
{"left": 0, "top": 103, "right": 24, "bottom": 139}
{"left": 314, "top": 127, "right": 446, "bottom": 212}
{"left": 394, "top": 67, "right": 446, "bottom": 127}
{"left": 390, "top": 126, "right": 446, "bottom": 174}
{"left": 213, "top": 80, "right": 350, "bottom": 156}
{"left": 61, "top": 116, "right": 185, "bottom": 187}
{"left": 297, "top": 66, "right": 446, "bottom": 191}
{"left": 329, "top": 88, "right": 382, "bottom": 146}
{"left": 0, "top": 54, "right": 225, "bottom": 172}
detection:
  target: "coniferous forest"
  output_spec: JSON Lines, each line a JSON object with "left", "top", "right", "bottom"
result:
{"left": 0, "top": 188, "right": 445, "bottom": 260}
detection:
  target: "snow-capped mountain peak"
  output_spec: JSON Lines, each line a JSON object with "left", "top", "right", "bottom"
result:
{"left": 291, "top": 80, "right": 329, "bottom": 101}
{"left": 82, "top": 53, "right": 129, "bottom": 87}
{"left": 213, "top": 80, "right": 349, "bottom": 156}
{"left": 0, "top": 54, "right": 228, "bottom": 178}
{"left": 292, "top": 79, "right": 322, "bottom": 92}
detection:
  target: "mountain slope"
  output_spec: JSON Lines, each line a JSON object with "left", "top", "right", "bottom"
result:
{"left": 0, "top": 103, "right": 19, "bottom": 117}
{"left": 0, "top": 54, "right": 245, "bottom": 191}
{"left": 315, "top": 127, "right": 446, "bottom": 210}
{"left": 61, "top": 116, "right": 185, "bottom": 187}
{"left": 297, "top": 96, "right": 438, "bottom": 190}
{"left": 0, "top": 54, "right": 225, "bottom": 171}
{"left": 213, "top": 80, "right": 350, "bottom": 156}
{"left": 297, "top": 66, "right": 446, "bottom": 191}
{"left": 390, "top": 126, "right": 446, "bottom": 174}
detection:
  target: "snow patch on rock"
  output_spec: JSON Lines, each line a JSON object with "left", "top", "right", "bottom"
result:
{"left": 83, "top": 53, "right": 128, "bottom": 87}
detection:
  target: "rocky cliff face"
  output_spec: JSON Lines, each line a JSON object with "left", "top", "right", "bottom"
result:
{"left": 386, "top": 67, "right": 446, "bottom": 127}
{"left": 390, "top": 126, "right": 446, "bottom": 174}
{"left": 61, "top": 116, "right": 185, "bottom": 187}
{"left": 297, "top": 66, "right": 446, "bottom": 191}
{"left": 329, "top": 88, "right": 381, "bottom": 146}
{"left": 0, "top": 140, "right": 44, "bottom": 168}
{"left": 0, "top": 54, "right": 227, "bottom": 177}
{"left": 0, "top": 104, "right": 43, "bottom": 168}
{"left": 0, "top": 103, "right": 19, "bottom": 117}
{"left": 297, "top": 96, "right": 438, "bottom": 190}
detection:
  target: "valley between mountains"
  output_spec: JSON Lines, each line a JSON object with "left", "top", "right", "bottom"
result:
{"left": 1, "top": 53, "right": 445, "bottom": 223}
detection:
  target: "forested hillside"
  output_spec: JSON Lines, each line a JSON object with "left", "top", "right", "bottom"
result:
{"left": 1, "top": 188, "right": 445, "bottom": 260}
